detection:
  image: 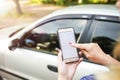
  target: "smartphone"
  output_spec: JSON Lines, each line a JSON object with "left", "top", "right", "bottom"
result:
{"left": 57, "top": 28, "right": 79, "bottom": 63}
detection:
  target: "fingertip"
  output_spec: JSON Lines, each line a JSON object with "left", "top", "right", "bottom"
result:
{"left": 57, "top": 49, "right": 61, "bottom": 54}
{"left": 80, "top": 57, "right": 83, "bottom": 61}
{"left": 79, "top": 51, "right": 82, "bottom": 55}
{"left": 57, "top": 49, "right": 62, "bottom": 58}
{"left": 57, "top": 49, "right": 60, "bottom": 53}
{"left": 70, "top": 43, "right": 75, "bottom": 46}
{"left": 70, "top": 43, "right": 81, "bottom": 48}
{"left": 69, "top": 42, "right": 72, "bottom": 44}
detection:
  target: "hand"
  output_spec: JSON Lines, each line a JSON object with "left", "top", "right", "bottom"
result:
{"left": 70, "top": 43, "right": 110, "bottom": 65}
{"left": 57, "top": 50, "right": 83, "bottom": 80}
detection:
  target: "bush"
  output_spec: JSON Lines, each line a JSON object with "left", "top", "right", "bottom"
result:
{"left": 82, "top": 0, "right": 116, "bottom": 4}
{"left": 56, "top": 0, "right": 78, "bottom": 6}
{"left": 29, "top": 0, "right": 78, "bottom": 6}
{"left": 41, "top": 0, "right": 56, "bottom": 4}
{"left": 29, "top": 0, "right": 42, "bottom": 4}
{"left": 29, "top": 0, "right": 116, "bottom": 6}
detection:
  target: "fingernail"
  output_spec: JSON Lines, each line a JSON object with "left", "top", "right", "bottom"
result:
{"left": 69, "top": 42, "right": 72, "bottom": 44}
{"left": 69, "top": 42, "right": 74, "bottom": 45}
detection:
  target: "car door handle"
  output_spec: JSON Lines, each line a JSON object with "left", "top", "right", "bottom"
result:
{"left": 47, "top": 65, "right": 58, "bottom": 72}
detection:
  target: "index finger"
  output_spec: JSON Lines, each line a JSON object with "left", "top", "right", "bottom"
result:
{"left": 70, "top": 43, "right": 89, "bottom": 50}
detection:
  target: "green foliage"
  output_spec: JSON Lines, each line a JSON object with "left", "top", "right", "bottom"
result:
{"left": 41, "top": 0, "right": 56, "bottom": 4}
{"left": 82, "top": 0, "right": 117, "bottom": 4}
{"left": 56, "top": 0, "right": 66, "bottom": 5}
{"left": 89, "top": 0, "right": 100, "bottom": 3}
{"left": 29, "top": 0, "right": 117, "bottom": 6}
{"left": 56, "top": 0, "right": 78, "bottom": 6}
{"left": 29, "top": 0, "right": 78, "bottom": 6}
{"left": 29, "top": 0, "right": 42, "bottom": 4}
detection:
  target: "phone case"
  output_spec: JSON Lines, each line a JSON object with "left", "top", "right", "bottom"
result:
{"left": 57, "top": 28, "right": 79, "bottom": 63}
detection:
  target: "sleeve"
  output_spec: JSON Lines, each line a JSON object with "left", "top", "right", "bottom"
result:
{"left": 80, "top": 74, "right": 96, "bottom": 80}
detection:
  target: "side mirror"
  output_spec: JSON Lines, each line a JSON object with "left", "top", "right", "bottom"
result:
{"left": 9, "top": 39, "right": 20, "bottom": 51}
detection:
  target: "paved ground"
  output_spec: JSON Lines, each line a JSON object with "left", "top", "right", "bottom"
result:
{"left": 0, "top": 0, "right": 63, "bottom": 29}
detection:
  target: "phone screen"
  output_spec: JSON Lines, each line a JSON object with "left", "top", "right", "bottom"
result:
{"left": 58, "top": 28, "right": 78, "bottom": 60}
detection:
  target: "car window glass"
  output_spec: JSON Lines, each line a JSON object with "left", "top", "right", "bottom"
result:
{"left": 92, "top": 21, "right": 120, "bottom": 56}
{"left": 22, "top": 19, "right": 87, "bottom": 55}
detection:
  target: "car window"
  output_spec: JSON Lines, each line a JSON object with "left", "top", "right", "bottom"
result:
{"left": 22, "top": 19, "right": 87, "bottom": 55}
{"left": 91, "top": 20, "right": 120, "bottom": 56}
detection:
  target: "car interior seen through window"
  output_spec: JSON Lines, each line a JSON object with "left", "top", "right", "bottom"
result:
{"left": 22, "top": 19, "right": 87, "bottom": 55}
{"left": 92, "top": 20, "right": 120, "bottom": 57}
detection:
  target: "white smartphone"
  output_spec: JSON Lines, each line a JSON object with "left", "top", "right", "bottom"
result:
{"left": 57, "top": 28, "right": 79, "bottom": 63}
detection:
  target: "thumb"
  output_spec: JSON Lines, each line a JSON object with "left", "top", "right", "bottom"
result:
{"left": 57, "top": 50, "right": 63, "bottom": 64}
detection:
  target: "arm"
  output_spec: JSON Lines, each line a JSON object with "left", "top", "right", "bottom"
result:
{"left": 70, "top": 43, "right": 120, "bottom": 66}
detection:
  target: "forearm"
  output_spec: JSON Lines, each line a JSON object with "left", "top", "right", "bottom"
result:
{"left": 102, "top": 54, "right": 120, "bottom": 66}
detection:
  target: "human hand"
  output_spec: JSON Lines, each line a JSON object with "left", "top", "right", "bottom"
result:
{"left": 57, "top": 50, "right": 83, "bottom": 80}
{"left": 70, "top": 43, "right": 110, "bottom": 65}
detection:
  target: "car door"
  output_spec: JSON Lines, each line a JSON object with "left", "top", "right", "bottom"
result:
{"left": 71, "top": 15, "right": 120, "bottom": 80}
{"left": 87, "top": 15, "right": 120, "bottom": 56}
{"left": 4, "top": 15, "right": 88, "bottom": 80}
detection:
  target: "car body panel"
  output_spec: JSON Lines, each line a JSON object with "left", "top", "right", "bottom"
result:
{"left": 50, "top": 5, "right": 120, "bottom": 17}
{"left": 0, "top": 39, "right": 57, "bottom": 80}
{"left": 0, "top": 39, "right": 109, "bottom": 80}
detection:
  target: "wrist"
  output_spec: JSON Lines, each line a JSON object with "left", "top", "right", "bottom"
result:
{"left": 58, "top": 74, "right": 73, "bottom": 80}
{"left": 58, "top": 75, "right": 68, "bottom": 80}
{"left": 103, "top": 54, "right": 120, "bottom": 66}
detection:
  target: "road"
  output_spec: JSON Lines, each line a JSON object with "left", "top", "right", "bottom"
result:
{"left": 0, "top": 0, "right": 14, "bottom": 16}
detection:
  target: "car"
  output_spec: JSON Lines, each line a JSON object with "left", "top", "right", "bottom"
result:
{"left": 0, "top": 4, "right": 120, "bottom": 80}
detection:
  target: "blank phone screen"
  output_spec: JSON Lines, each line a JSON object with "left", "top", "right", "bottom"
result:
{"left": 59, "top": 30, "right": 78, "bottom": 59}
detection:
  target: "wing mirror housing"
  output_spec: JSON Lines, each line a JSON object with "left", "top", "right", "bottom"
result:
{"left": 9, "top": 39, "right": 20, "bottom": 51}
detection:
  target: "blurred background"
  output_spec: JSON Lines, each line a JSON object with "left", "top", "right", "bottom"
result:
{"left": 0, "top": 0, "right": 117, "bottom": 29}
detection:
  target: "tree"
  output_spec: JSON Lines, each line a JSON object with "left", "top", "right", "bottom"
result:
{"left": 13, "top": 0, "right": 23, "bottom": 15}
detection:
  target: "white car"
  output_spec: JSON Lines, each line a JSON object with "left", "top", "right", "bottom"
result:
{"left": 0, "top": 4, "right": 120, "bottom": 80}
